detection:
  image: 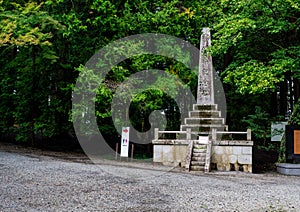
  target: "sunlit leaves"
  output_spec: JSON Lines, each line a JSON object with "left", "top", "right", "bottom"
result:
{"left": 212, "top": 0, "right": 300, "bottom": 97}
{"left": 0, "top": 1, "right": 63, "bottom": 47}
{"left": 224, "top": 60, "right": 283, "bottom": 94}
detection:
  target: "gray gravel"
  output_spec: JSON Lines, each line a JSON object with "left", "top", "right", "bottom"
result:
{"left": 1, "top": 150, "right": 300, "bottom": 211}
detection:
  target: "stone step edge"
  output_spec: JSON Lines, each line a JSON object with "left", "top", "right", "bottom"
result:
{"left": 193, "top": 104, "right": 218, "bottom": 110}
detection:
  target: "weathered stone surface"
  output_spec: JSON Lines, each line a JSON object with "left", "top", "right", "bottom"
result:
{"left": 153, "top": 144, "right": 188, "bottom": 166}
{"left": 190, "top": 166, "right": 205, "bottom": 171}
{"left": 185, "top": 117, "right": 224, "bottom": 125}
{"left": 277, "top": 163, "right": 300, "bottom": 176}
{"left": 185, "top": 140, "right": 194, "bottom": 170}
{"left": 193, "top": 144, "right": 206, "bottom": 149}
{"left": 152, "top": 139, "right": 190, "bottom": 145}
{"left": 229, "top": 155, "right": 238, "bottom": 164}
{"left": 153, "top": 145, "right": 163, "bottom": 162}
{"left": 242, "top": 146, "right": 252, "bottom": 154}
{"left": 215, "top": 140, "right": 229, "bottom": 145}
{"left": 193, "top": 104, "right": 218, "bottom": 111}
{"left": 214, "top": 140, "right": 254, "bottom": 146}
{"left": 197, "top": 28, "right": 214, "bottom": 104}
{"left": 243, "top": 165, "right": 248, "bottom": 172}
{"left": 234, "top": 163, "right": 239, "bottom": 171}
{"left": 213, "top": 146, "right": 224, "bottom": 154}
{"left": 211, "top": 154, "right": 221, "bottom": 164}
{"left": 222, "top": 155, "right": 229, "bottom": 164}
{"left": 191, "top": 161, "right": 205, "bottom": 166}
{"left": 162, "top": 145, "right": 173, "bottom": 162}
{"left": 192, "top": 152, "right": 206, "bottom": 157}
{"left": 224, "top": 146, "right": 233, "bottom": 155}
{"left": 193, "top": 148, "right": 206, "bottom": 153}
{"left": 248, "top": 164, "right": 252, "bottom": 173}
{"left": 190, "top": 110, "right": 221, "bottom": 118}
{"left": 192, "top": 156, "right": 206, "bottom": 161}
{"left": 238, "top": 155, "right": 252, "bottom": 164}
{"left": 211, "top": 145, "right": 252, "bottom": 172}
{"left": 233, "top": 146, "right": 242, "bottom": 155}
{"left": 217, "top": 163, "right": 226, "bottom": 171}
{"left": 227, "top": 140, "right": 254, "bottom": 146}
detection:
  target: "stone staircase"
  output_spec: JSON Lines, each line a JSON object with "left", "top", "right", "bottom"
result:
{"left": 181, "top": 104, "right": 227, "bottom": 139}
{"left": 184, "top": 104, "right": 227, "bottom": 172}
{"left": 190, "top": 142, "right": 207, "bottom": 171}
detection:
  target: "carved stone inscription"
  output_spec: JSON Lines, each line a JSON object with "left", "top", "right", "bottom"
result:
{"left": 197, "top": 28, "right": 214, "bottom": 104}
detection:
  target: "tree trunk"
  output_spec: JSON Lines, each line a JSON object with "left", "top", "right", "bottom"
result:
{"left": 270, "top": 90, "right": 278, "bottom": 117}
{"left": 279, "top": 78, "right": 288, "bottom": 117}
{"left": 31, "top": 45, "right": 37, "bottom": 146}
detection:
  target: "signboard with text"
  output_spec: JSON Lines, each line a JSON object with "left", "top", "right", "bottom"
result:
{"left": 120, "top": 127, "right": 130, "bottom": 157}
{"left": 271, "top": 122, "right": 287, "bottom": 142}
{"left": 294, "top": 130, "right": 300, "bottom": 154}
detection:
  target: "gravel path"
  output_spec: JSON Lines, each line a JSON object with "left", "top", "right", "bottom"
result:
{"left": 0, "top": 150, "right": 300, "bottom": 211}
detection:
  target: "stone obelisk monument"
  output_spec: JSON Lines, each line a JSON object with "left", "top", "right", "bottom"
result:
{"left": 197, "top": 28, "right": 214, "bottom": 105}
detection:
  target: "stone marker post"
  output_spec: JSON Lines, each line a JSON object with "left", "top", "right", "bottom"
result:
{"left": 197, "top": 28, "right": 214, "bottom": 105}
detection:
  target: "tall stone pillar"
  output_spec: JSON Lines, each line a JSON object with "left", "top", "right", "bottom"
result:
{"left": 197, "top": 28, "right": 214, "bottom": 105}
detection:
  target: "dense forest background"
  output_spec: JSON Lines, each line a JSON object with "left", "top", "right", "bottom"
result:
{"left": 0, "top": 0, "right": 299, "bottom": 155}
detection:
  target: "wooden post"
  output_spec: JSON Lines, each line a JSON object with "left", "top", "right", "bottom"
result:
{"left": 154, "top": 128, "right": 159, "bottom": 140}
{"left": 131, "top": 144, "right": 134, "bottom": 161}
{"left": 186, "top": 128, "right": 191, "bottom": 140}
{"left": 247, "top": 129, "right": 251, "bottom": 141}
{"left": 115, "top": 142, "right": 118, "bottom": 160}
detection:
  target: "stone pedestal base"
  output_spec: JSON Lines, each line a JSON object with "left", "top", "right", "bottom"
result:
{"left": 211, "top": 140, "right": 253, "bottom": 173}
{"left": 277, "top": 163, "right": 300, "bottom": 176}
{"left": 153, "top": 140, "right": 189, "bottom": 167}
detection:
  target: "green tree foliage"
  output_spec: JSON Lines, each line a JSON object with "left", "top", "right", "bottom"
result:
{"left": 0, "top": 0, "right": 299, "bottom": 149}
{"left": 210, "top": 0, "right": 300, "bottom": 142}
{"left": 0, "top": 1, "right": 68, "bottom": 144}
{"left": 211, "top": 0, "right": 299, "bottom": 92}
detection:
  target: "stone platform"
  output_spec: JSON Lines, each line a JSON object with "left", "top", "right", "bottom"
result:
{"left": 277, "top": 163, "right": 300, "bottom": 176}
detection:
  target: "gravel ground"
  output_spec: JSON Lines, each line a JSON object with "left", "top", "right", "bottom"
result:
{"left": 0, "top": 148, "right": 300, "bottom": 211}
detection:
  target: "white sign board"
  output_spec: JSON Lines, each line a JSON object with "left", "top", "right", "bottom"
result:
{"left": 120, "top": 127, "right": 130, "bottom": 157}
{"left": 198, "top": 136, "right": 209, "bottom": 144}
{"left": 271, "top": 122, "right": 287, "bottom": 142}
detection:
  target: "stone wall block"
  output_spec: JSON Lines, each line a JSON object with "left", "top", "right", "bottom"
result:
{"left": 229, "top": 155, "right": 238, "bottom": 164}
{"left": 224, "top": 146, "right": 233, "bottom": 155}
{"left": 153, "top": 145, "right": 163, "bottom": 162}
{"left": 213, "top": 146, "right": 224, "bottom": 154}
{"left": 233, "top": 146, "right": 242, "bottom": 155}
{"left": 238, "top": 155, "right": 252, "bottom": 164}
{"left": 242, "top": 147, "right": 252, "bottom": 154}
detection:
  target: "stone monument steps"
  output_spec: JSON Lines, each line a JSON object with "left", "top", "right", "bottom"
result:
{"left": 192, "top": 156, "right": 206, "bottom": 161}
{"left": 191, "top": 161, "right": 205, "bottom": 166}
{"left": 192, "top": 147, "right": 206, "bottom": 153}
{"left": 193, "top": 104, "right": 218, "bottom": 111}
{"left": 185, "top": 118, "right": 224, "bottom": 125}
{"left": 193, "top": 144, "right": 206, "bottom": 149}
{"left": 190, "top": 111, "right": 221, "bottom": 118}
{"left": 189, "top": 144, "right": 207, "bottom": 172}
{"left": 181, "top": 125, "right": 226, "bottom": 133}
{"left": 192, "top": 152, "right": 206, "bottom": 157}
{"left": 190, "top": 166, "right": 205, "bottom": 171}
